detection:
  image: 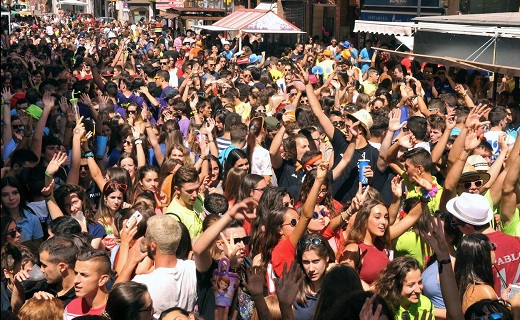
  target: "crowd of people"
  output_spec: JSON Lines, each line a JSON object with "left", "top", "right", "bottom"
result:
{"left": 1, "top": 11, "right": 520, "bottom": 320}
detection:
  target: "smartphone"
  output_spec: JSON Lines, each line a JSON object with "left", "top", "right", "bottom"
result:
{"left": 126, "top": 210, "right": 143, "bottom": 228}
{"left": 509, "top": 284, "right": 520, "bottom": 300}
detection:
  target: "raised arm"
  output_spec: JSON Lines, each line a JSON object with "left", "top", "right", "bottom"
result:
{"left": 2, "top": 88, "right": 14, "bottom": 145}
{"left": 294, "top": 64, "right": 336, "bottom": 138}
{"left": 269, "top": 119, "right": 287, "bottom": 170}
{"left": 42, "top": 153, "right": 69, "bottom": 219}
{"left": 293, "top": 161, "right": 328, "bottom": 247}
{"left": 31, "top": 92, "right": 54, "bottom": 163}
{"left": 67, "top": 117, "right": 87, "bottom": 185}
{"left": 431, "top": 113, "right": 456, "bottom": 163}
{"left": 423, "top": 216, "right": 464, "bottom": 320}
{"left": 500, "top": 136, "right": 520, "bottom": 227}
{"left": 193, "top": 198, "right": 256, "bottom": 272}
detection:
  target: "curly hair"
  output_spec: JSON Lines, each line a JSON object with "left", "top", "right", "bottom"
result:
{"left": 373, "top": 256, "right": 421, "bottom": 313}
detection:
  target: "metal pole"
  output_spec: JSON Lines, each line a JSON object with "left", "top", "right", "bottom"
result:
{"left": 417, "top": 0, "right": 421, "bottom": 17}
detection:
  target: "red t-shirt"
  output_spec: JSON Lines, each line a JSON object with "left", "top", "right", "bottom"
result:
{"left": 271, "top": 237, "right": 296, "bottom": 278}
{"left": 10, "top": 92, "right": 26, "bottom": 109}
{"left": 486, "top": 231, "right": 520, "bottom": 295}
{"left": 63, "top": 297, "right": 106, "bottom": 320}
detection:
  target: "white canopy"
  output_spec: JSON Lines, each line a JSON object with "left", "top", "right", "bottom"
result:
{"left": 59, "top": 0, "right": 88, "bottom": 6}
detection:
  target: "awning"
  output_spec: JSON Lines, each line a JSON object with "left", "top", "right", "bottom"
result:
{"left": 354, "top": 21, "right": 414, "bottom": 36}
{"left": 197, "top": 9, "right": 305, "bottom": 34}
{"left": 375, "top": 47, "right": 520, "bottom": 77}
{"left": 159, "top": 12, "right": 180, "bottom": 19}
{"left": 59, "top": 0, "right": 88, "bottom": 5}
{"left": 395, "top": 35, "right": 414, "bottom": 50}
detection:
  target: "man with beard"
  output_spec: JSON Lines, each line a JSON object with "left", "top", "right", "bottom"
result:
{"left": 12, "top": 236, "right": 80, "bottom": 312}
{"left": 117, "top": 215, "right": 198, "bottom": 319}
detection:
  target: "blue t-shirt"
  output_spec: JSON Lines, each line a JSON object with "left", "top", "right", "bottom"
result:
{"left": 18, "top": 209, "right": 44, "bottom": 242}
{"left": 88, "top": 222, "right": 107, "bottom": 239}
{"left": 359, "top": 47, "right": 374, "bottom": 73}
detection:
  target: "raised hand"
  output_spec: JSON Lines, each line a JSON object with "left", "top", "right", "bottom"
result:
{"left": 423, "top": 216, "right": 450, "bottom": 257}
{"left": 465, "top": 103, "right": 489, "bottom": 129}
{"left": 242, "top": 266, "right": 265, "bottom": 298}
{"left": 99, "top": 95, "right": 110, "bottom": 111}
{"left": 2, "top": 87, "right": 13, "bottom": 102}
{"left": 228, "top": 197, "right": 257, "bottom": 221}
{"left": 276, "top": 262, "right": 305, "bottom": 306}
{"left": 388, "top": 109, "right": 406, "bottom": 132}
{"left": 73, "top": 116, "right": 86, "bottom": 138}
{"left": 42, "top": 91, "right": 55, "bottom": 109}
{"left": 359, "top": 294, "right": 383, "bottom": 320}
{"left": 445, "top": 113, "right": 457, "bottom": 131}
{"left": 120, "top": 218, "right": 138, "bottom": 245}
{"left": 293, "top": 63, "right": 309, "bottom": 85}
{"left": 398, "top": 133, "right": 416, "bottom": 149}
{"left": 46, "top": 152, "right": 68, "bottom": 176}
{"left": 497, "top": 132, "right": 508, "bottom": 151}
{"left": 316, "top": 160, "right": 329, "bottom": 180}
{"left": 464, "top": 127, "right": 481, "bottom": 151}
{"left": 219, "top": 231, "right": 246, "bottom": 268}
{"left": 41, "top": 178, "right": 55, "bottom": 197}
{"left": 391, "top": 175, "right": 403, "bottom": 199}
{"left": 141, "top": 103, "right": 151, "bottom": 121}
{"left": 131, "top": 125, "right": 141, "bottom": 140}
{"left": 59, "top": 96, "right": 69, "bottom": 114}
{"left": 80, "top": 93, "right": 92, "bottom": 106}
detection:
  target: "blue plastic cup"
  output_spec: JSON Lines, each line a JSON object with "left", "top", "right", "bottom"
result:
{"left": 96, "top": 136, "right": 108, "bottom": 158}
{"left": 358, "top": 159, "right": 370, "bottom": 185}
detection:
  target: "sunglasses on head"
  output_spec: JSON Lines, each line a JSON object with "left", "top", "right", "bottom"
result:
{"left": 298, "top": 237, "right": 325, "bottom": 247}
{"left": 459, "top": 179, "right": 483, "bottom": 189}
{"left": 332, "top": 121, "right": 345, "bottom": 128}
{"left": 6, "top": 227, "right": 22, "bottom": 238}
{"left": 282, "top": 218, "right": 298, "bottom": 227}
{"left": 250, "top": 116, "right": 265, "bottom": 131}
{"left": 104, "top": 181, "right": 128, "bottom": 192}
{"left": 313, "top": 209, "right": 327, "bottom": 219}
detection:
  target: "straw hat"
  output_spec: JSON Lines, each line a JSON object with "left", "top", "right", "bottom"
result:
{"left": 348, "top": 109, "right": 373, "bottom": 138}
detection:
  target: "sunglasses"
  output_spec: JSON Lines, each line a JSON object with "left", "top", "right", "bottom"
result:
{"left": 289, "top": 93, "right": 297, "bottom": 97}
{"left": 254, "top": 186, "right": 266, "bottom": 193}
{"left": 282, "top": 198, "right": 294, "bottom": 207}
{"left": 229, "top": 236, "right": 250, "bottom": 245}
{"left": 282, "top": 218, "right": 298, "bottom": 227}
{"left": 332, "top": 121, "right": 345, "bottom": 128}
{"left": 127, "top": 110, "right": 137, "bottom": 115}
{"left": 12, "top": 124, "right": 24, "bottom": 129}
{"left": 449, "top": 217, "right": 466, "bottom": 228}
{"left": 104, "top": 181, "right": 129, "bottom": 192}
{"left": 208, "top": 63, "right": 216, "bottom": 66}
{"left": 298, "top": 237, "right": 325, "bottom": 247}
{"left": 458, "top": 179, "right": 483, "bottom": 189}
{"left": 313, "top": 209, "right": 327, "bottom": 219}
{"left": 300, "top": 100, "right": 309, "bottom": 104}
{"left": 6, "top": 227, "right": 22, "bottom": 238}
{"left": 80, "top": 164, "right": 89, "bottom": 171}
{"left": 256, "top": 109, "right": 266, "bottom": 114}
{"left": 160, "top": 62, "right": 168, "bottom": 65}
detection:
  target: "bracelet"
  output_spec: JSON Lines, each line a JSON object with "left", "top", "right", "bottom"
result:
{"left": 456, "top": 156, "right": 467, "bottom": 162}
{"left": 145, "top": 126, "right": 152, "bottom": 129}
{"left": 208, "top": 140, "right": 214, "bottom": 143}
{"left": 134, "top": 139, "right": 143, "bottom": 145}
{"left": 45, "top": 196, "right": 54, "bottom": 202}
{"left": 191, "top": 110, "right": 198, "bottom": 115}
{"left": 44, "top": 172, "right": 53, "bottom": 178}
{"left": 43, "top": 193, "right": 53, "bottom": 198}
{"left": 437, "top": 259, "right": 451, "bottom": 274}
{"left": 84, "top": 151, "right": 94, "bottom": 158}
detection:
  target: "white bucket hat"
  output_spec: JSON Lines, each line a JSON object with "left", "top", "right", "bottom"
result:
{"left": 446, "top": 193, "right": 493, "bottom": 226}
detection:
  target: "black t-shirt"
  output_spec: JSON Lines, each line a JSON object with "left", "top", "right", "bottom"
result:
{"left": 330, "top": 128, "right": 394, "bottom": 205}
{"left": 275, "top": 159, "right": 305, "bottom": 196}
{"left": 196, "top": 259, "right": 218, "bottom": 320}
{"left": 25, "top": 279, "right": 76, "bottom": 307}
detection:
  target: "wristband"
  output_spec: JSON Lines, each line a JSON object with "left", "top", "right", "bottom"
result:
{"left": 84, "top": 151, "right": 95, "bottom": 158}
{"left": 438, "top": 259, "right": 451, "bottom": 274}
{"left": 44, "top": 172, "right": 53, "bottom": 178}
{"left": 134, "top": 139, "right": 143, "bottom": 145}
{"left": 456, "top": 156, "right": 467, "bottom": 162}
